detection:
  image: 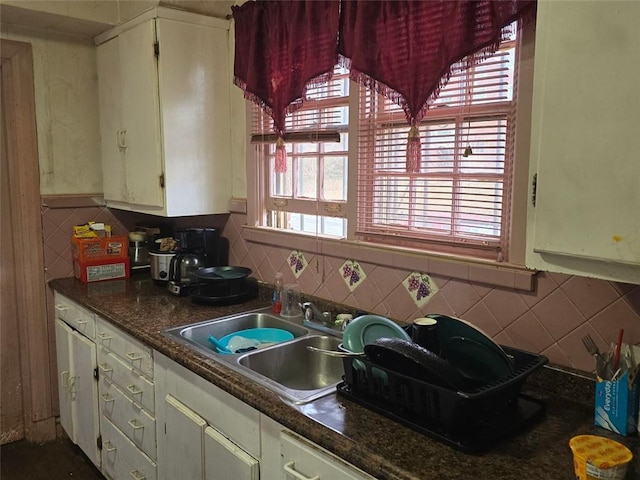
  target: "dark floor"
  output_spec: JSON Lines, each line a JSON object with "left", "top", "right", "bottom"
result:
{"left": 1, "top": 437, "right": 104, "bottom": 480}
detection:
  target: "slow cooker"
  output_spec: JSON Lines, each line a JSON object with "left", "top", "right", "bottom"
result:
{"left": 149, "top": 251, "right": 176, "bottom": 284}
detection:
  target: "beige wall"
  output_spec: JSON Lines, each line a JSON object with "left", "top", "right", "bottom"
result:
{"left": 0, "top": 0, "right": 246, "bottom": 198}
{"left": 1, "top": 24, "right": 103, "bottom": 194}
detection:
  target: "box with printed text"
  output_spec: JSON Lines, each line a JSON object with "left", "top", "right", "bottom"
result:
{"left": 594, "top": 370, "right": 639, "bottom": 436}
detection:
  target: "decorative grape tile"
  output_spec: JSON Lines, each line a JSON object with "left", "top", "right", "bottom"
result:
{"left": 288, "top": 250, "right": 307, "bottom": 278}
{"left": 403, "top": 272, "right": 439, "bottom": 308}
{"left": 339, "top": 259, "right": 366, "bottom": 291}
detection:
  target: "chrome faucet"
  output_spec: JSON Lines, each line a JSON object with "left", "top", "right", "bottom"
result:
{"left": 301, "top": 302, "right": 331, "bottom": 325}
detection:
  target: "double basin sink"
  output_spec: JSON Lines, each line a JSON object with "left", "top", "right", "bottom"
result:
{"left": 163, "top": 307, "right": 344, "bottom": 404}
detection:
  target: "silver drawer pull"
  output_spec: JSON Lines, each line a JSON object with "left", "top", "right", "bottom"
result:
{"left": 283, "top": 461, "right": 320, "bottom": 480}
{"left": 55, "top": 304, "right": 69, "bottom": 313}
{"left": 126, "top": 352, "right": 143, "bottom": 362}
{"left": 130, "top": 470, "right": 146, "bottom": 480}
{"left": 73, "top": 317, "right": 88, "bottom": 325}
{"left": 97, "top": 332, "right": 112, "bottom": 341}
{"left": 98, "top": 363, "right": 113, "bottom": 374}
{"left": 104, "top": 441, "right": 117, "bottom": 452}
{"left": 126, "top": 384, "right": 142, "bottom": 396}
{"left": 100, "top": 393, "right": 115, "bottom": 403}
{"left": 128, "top": 419, "right": 144, "bottom": 430}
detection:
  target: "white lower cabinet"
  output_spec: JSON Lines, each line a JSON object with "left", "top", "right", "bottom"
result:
{"left": 54, "top": 292, "right": 156, "bottom": 480}
{"left": 55, "top": 291, "right": 374, "bottom": 480}
{"left": 99, "top": 377, "right": 156, "bottom": 460}
{"left": 162, "top": 394, "right": 259, "bottom": 480}
{"left": 156, "top": 352, "right": 375, "bottom": 480}
{"left": 55, "top": 317, "right": 101, "bottom": 468}
{"left": 96, "top": 317, "right": 156, "bottom": 479}
{"left": 261, "top": 415, "right": 375, "bottom": 480}
{"left": 101, "top": 415, "right": 157, "bottom": 480}
{"left": 154, "top": 352, "right": 260, "bottom": 480}
{"left": 281, "top": 430, "right": 375, "bottom": 480}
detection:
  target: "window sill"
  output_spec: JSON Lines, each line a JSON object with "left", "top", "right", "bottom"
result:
{"left": 242, "top": 226, "right": 536, "bottom": 292}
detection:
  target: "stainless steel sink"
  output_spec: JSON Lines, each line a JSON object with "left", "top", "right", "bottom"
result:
{"left": 238, "top": 335, "right": 344, "bottom": 403}
{"left": 163, "top": 307, "right": 345, "bottom": 404}
{"left": 165, "top": 308, "right": 308, "bottom": 354}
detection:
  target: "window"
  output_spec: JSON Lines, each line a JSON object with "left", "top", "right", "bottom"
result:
{"left": 251, "top": 26, "right": 525, "bottom": 263}
{"left": 252, "top": 68, "right": 350, "bottom": 237}
{"left": 356, "top": 34, "right": 518, "bottom": 261}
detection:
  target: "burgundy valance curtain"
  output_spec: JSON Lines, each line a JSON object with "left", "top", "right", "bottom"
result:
{"left": 232, "top": 0, "right": 340, "bottom": 171}
{"left": 232, "top": 0, "right": 536, "bottom": 172}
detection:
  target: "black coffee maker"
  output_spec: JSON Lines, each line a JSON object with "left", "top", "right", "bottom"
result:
{"left": 175, "top": 227, "right": 227, "bottom": 267}
{"left": 167, "top": 228, "right": 228, "bottom": 295}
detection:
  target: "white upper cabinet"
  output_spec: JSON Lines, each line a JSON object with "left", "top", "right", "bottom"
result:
{"left": 95, "top": 7, "right": 233, "bottom": 217}
{"left": 526, "top": 0, "right": 640, "bottom": 284}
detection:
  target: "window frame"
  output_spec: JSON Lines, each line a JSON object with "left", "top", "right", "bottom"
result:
{"left": 247, "top": 21, "right": 535, "bottom": 272}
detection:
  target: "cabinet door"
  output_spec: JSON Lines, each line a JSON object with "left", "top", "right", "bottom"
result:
{"left": 161, "top": 395, "right": 206, "bottom": 480}
{"left": 155, "top": 17, "right": 232, "bottom": 216}
{"left": 55, "top": 318, "right": 101, "bottom": 468}
{"left": 96, "top": 36, "right": 127, "bottom": 203}
{"left": 204, "top": 426, "right": 258, "bottom": 480}
{"left": 527, "top": 0, "right": 640, "bottom": 283}
{"left": 71, "top": 329, "right": 101, "bottom": 467}
{"left": 118, "top": 19, "right": 164, "bottom": 208}
{"left": 55, "top": 319, "right": 74, "bottom": 443}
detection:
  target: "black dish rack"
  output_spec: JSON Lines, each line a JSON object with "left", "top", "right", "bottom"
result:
{"left": 337, "top": 346, "right": 548, "bottom": 453}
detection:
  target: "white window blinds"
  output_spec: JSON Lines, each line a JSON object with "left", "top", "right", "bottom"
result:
{"left": 356, "top": 39, "right": 518, "bottom": 260}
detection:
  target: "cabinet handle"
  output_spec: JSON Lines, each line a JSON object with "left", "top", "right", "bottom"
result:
{"left": 73, "top": 317, "right": 88, "bottom": 326}
{"left": 99, "top": 363, "right": 113, "bottom": 374}
{"left": 126, "top": 384, "right": 142, "bottom": 396}
{"left": 100, "top": 393, "right": 115, "bottom": 403}
{"left": 126, "top": 352, "right": 143, "bottom": 362}
{"left": 69, "top": 376, "right": 78, "bottom": 395}
{"left": 283, "top": 461, "right": 320, "bottom": 480}
{"left": 55, "top": 304, "right": 69, "bottom": 314}
{"left": 117, "top": 129, "right": 127, "bottom": 150}
{"left": 104, "top": 441, "right": 117, "bottom": 452}
{"left": 61, "top": 371, "right": 71, "bottom": 389}
{"left": 128, "top": 419, "right": 144, "bottom": 430}
{"left": 97, "top": 331, "right": 112, "bottom": 341}
{"left": 130, "top": 470, "right": 146, "bottom": 480}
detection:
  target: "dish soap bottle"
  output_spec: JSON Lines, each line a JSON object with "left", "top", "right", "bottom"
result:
{"left": 271, "top": 272, "right": 283, "bottom": 314}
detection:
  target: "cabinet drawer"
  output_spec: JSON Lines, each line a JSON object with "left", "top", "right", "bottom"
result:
{"left": 101, "top": 416, "right": 157, "bottom": 480}
{"left": 100, "top": 379, "right": 156, "bottom": 460}
{"left": 54, "top": 293, "right": 96, "bottom": 339}
{"left": 96, "top": 317, "right": 153, "bottom": 379}
{"left": 281, "top": 431, "right": 375, "bottom": 480}
{"left": 99, "top": 347, "right": 155, "bottom": 414}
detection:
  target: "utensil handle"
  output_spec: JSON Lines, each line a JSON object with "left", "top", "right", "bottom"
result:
{"left": 306, "top": 345, "right": 364, "bottom": 357}
{"left": 613, "top": 329, "right": 624, "bottom": 371}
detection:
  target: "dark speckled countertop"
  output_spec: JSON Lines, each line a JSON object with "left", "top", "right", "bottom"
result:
{"left": 49, "top": 276, "right": 640, "bottom": 480}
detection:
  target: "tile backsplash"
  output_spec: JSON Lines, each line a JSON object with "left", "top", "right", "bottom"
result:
{"left": 41, "top": 204, "right": 640, "bottom": 375}
{"left": 42, "top": 204, "right": 127, "bottom": 282}
{"left": 224, "top": 213, "right": 640, "bottom": 375}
